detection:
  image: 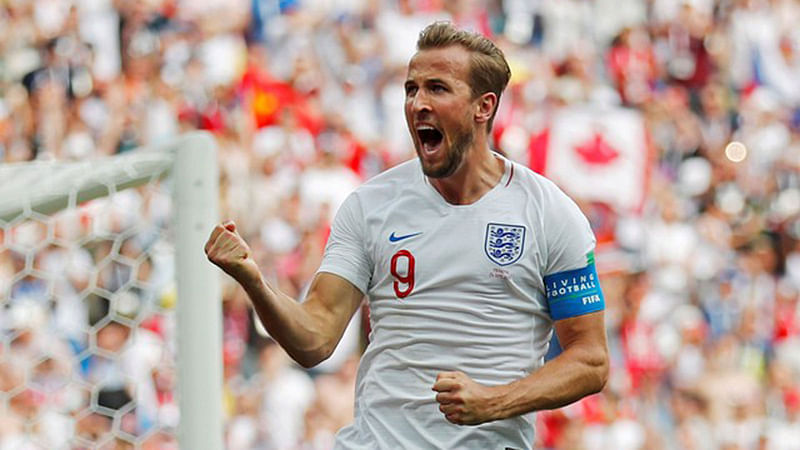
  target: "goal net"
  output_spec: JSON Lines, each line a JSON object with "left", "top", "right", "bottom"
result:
{"left": 0, "top": 132, "right": 223, "bottom": 449}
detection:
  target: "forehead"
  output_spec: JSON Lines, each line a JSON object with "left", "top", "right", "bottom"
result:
{"left": 406, "top": 45, "right": 471, "bottom": 83}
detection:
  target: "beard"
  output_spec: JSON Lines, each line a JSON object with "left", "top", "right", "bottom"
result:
{"left": 418, "top": 128, "right": 473, "bottom": 179}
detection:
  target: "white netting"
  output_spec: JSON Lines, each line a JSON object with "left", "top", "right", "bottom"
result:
{"left": 0, "top": 150, "right": 181, "bottom": 448}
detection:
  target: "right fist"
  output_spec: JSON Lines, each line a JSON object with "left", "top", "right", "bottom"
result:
{"left": 204, "top": 220, "right": 259, "bottom": 282}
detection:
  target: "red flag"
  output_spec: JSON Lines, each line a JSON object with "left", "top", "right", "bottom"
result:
{"left": 239, "top": 65, "right": 297, "bottom": 128}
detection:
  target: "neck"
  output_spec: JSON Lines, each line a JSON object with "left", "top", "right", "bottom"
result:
{"left": 428, "top": 136, "right": 505, "bottom": 205}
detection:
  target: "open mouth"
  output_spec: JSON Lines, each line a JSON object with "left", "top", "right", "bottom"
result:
{"left": 417, "top": 126, "right": 444, "bottom": 152}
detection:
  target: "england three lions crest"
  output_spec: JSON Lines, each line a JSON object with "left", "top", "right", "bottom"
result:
{"left": 485, "top": 223, "right": 526, "bottom": 266}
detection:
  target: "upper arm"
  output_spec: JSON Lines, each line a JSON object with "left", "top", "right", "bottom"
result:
{"left": 302, "top": 271, "right": 365, "bottom": 351}
{"left": 554, "top": 311, "right": 609, "bottom": 383}
{"left": 539, "top": 183, "right": 607, "bottom": 374}
{"left": 318, "top": 192, "right": 372, "bottom": 294}
{"left": 308, "top": 190, "right": 371, "bottom": 351}
{"left": 542, "top": 183, "right": 595, "bottom": 275}
{"left": 540, "top": 182, "right": 605, "bottom": 321}
{"left": 554, "top": 311, "right": 607, "bottom": 353}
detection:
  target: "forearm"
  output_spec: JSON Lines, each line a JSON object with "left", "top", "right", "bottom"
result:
{"left": 491, "top": 345, "right": 608, "bottom": 419}
{"left": 205, "top": 222, "right": 359, "bottom": 367}
{"left": 237, "top": 270, "right": 334, "bottom": 367}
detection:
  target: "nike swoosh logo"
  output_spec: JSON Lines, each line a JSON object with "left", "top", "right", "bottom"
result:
{"left": 389, "top": 232, "right": 422, "bottom": 242}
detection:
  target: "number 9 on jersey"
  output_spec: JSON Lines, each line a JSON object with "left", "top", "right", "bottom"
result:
{"left": 390, "top": 250, "right": 415, "bottom": 298}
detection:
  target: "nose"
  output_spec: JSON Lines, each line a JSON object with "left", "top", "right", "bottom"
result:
{"left": 409, "top": 89, "right": 431, "bottom": 115}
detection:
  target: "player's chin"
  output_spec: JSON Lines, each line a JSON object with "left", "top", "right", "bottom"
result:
{"left": 423, "top": 159, "right": 459, "bottom": 179}
{"left": 421, "top": 163, "right": 447, "bottom": 178}
{"left": 416, "top": 150, "right": 436, "bottom": 172}
{"left": 418, "top": 151, "right": 455, "bottom": 178}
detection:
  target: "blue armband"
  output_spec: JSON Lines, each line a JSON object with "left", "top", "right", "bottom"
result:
{"left": 544, "top": 262, "right": 605, "bottom": 320}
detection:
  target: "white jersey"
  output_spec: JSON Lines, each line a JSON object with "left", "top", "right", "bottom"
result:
{"left": 318, "top": 155, "right": 597, "bottom": 449}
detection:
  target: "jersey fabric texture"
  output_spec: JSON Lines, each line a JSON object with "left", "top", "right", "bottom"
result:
{"left": 318, "top": 155, "right": 599, "bottom": 449}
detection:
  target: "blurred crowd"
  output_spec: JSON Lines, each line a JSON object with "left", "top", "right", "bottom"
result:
{"left": 2, "top": 0, "right": 800, "bottom": 449}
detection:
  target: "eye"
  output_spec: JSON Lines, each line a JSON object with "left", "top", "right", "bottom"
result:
{"left": 431, "top": 84, "right": 446, "bottom": 93}
{"left": 405, "top": 85, "right": 418, "bottom": 96}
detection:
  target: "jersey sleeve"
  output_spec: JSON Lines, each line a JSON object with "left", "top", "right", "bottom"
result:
{"left": 541, "top": 185, "right": 604, "bottom": 321}
{"left": 317, "top": 192, "right": 372, "bottom": 295}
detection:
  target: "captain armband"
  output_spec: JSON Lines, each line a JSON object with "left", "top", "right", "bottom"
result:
{"left": 544, "top": 262, "right": 605, "bottom": 321}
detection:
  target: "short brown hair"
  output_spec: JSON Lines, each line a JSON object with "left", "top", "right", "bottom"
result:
{"left": 416, "top": 21, "right": 511, "bottom": 131}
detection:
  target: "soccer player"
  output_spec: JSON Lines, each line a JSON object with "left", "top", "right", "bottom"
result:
{"left": 205, "top": 21, "right": 609, "bottom": 449}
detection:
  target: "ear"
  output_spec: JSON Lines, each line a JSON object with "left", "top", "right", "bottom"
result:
{"left": 474, "top": 92, "right": 497, "bottom": 125}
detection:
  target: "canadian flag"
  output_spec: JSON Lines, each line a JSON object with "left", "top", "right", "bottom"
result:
{"left": 530, "top": 106, "right": 650, "bottom": 214}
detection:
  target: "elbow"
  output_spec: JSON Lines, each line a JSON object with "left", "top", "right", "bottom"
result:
{"left": 293, "top": 353, "right": 322, "bottom": 369}
{"left": 572, "top": 343, "right": 609, "bottom": 396}
{"left": 291, "top": 344, "right": 335, "bottom": 369}
{"left": 295, "top": 357, "right": 321, "bottom": 369}
{"left": 590, "top": 348, "right": 610, "bottom": 394}
{"left": 295, "top": 353, "right": 327, "bottom": 369}
{"left": 594, "top": 364, "right": 609, "bottom": 394}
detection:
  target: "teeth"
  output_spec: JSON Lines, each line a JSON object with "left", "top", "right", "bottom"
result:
{"left": 417, "top": 125, "right": 436, "bottom": 131}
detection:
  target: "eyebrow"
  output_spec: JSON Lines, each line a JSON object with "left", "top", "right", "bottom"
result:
{"left": 405, "top": 78, "right": 449, "bottom": 87}
{"left": 425, "top": 78, "right": 448, "bottom": 85}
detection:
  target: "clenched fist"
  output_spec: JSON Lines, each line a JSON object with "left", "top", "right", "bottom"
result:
{"left": 204, "top": 220, "right": 260, "bottom": 283}
{"left": 432, "top": 371, "right": 502, "bottom": 425}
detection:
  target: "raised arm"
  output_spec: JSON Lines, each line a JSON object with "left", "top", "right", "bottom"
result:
{"left": 205, "top": 220, "right": 364, "bottom": 368}
{"left": 433, "top": 311, "right": 609, "bottom": 424}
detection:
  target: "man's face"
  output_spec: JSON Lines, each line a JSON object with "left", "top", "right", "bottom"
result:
{"left": 404, "top": 46, "right": 477, "bottom": 178}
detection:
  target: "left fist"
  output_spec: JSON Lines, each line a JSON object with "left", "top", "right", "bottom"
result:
{"left": 432, "top": 371, "right": 500, "bottom": 425}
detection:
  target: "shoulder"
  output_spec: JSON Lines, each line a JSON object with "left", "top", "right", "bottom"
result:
{"left": 361, "top": 158, "right": 420, "bottom": 186}
{"left": 351, "top": 158, "right": 421, "bottom": 200}
{"left": 505, "top": 159, "right": 572, "bottom": 205}
{"left": 504, "top": 158, "right": 592, "bottom": 238}
{"left": 333, "top": 158, "right": 422, "bottom": 222}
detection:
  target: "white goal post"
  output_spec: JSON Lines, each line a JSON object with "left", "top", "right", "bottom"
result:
{"left": 0, "top": 131, "right": 223, "bottom": 449}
